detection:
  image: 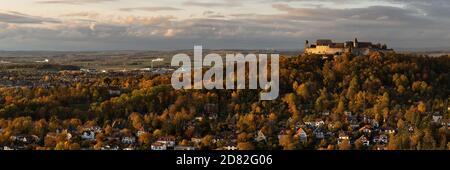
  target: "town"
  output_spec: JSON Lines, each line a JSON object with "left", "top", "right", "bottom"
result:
{"left": 0, "top": 42, "right": 449, "bottom": 150}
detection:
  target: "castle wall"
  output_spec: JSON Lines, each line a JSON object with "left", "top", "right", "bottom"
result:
{"left": 305, "top": 46, "right": 345, "bottom": 55}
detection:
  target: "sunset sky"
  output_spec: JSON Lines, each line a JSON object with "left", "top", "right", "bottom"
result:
{"left": 0, "top": 0, "right": 449, "bottom": 51}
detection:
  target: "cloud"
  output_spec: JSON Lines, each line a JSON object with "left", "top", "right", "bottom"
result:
{"left": 0, "top": 11, "right": 60, "bottom": 24}
{"left": 271, "top": 4, "right": 431, "bottom": 23}
{"left": 202, "top": 11, "right": 225, "bottom": 18}
{"left": 1, "top": 0, "right": 450, "bottom": 50}
{"left": 183, "top": 0, "right": 242, "bottom": 7}
{"left": 119, "top": 7, "right": 183, "bottom": 12}
{"left": 37, "top": 0, "right": 117, "bottom": 5}
{"left": 61, "top": 12, "right": 100, "bottom": 18}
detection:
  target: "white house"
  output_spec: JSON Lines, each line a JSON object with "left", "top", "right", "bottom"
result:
{"left": 81, "top": 131, "right": 95, "bottom": 141}
{"left": 295, "top": 128, "right": 308, "bottom": 142}
{"left": 121, "top": 136, "right": 136, "bottom": 144}
{"left": 255, "top": 130, "right": 267, "bottom": 142}
{"left": 432, "top": 112, "right": 443, "bottom": 123}
{"left": 151, "top": 142, "right": 167, "bottom": 150}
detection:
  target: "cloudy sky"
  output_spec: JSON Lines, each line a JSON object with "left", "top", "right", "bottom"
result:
{"left": 0, "top": 0, "right": 449, "bottom": 51}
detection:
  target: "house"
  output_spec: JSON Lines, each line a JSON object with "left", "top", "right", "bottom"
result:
{"left": 338, "top": 132, "right": 350, "bottom": 145}
{"left": 313, "top": 128, "right": 325, "bottom": 139}
{"left": 174, "top": 145, "right": 197, "bottom": 150}
{"left": 156, "top": 136, "right": 176, "bottom": 149}
{"left": 121, "top": 136, "right": 136, "bottom": 145}
{"left": 358, "top": 125, "right": 373, "bottom": 134}
{"left": 373, "top": 135, "right": 389, "bottom": 144}
{"left": 81, "top": 130, "right": 95, "bottom": 141}
{"left": 151, "top": 142, "right": 167, "bottom": 150}
{"left": 359, "top": 136, "right": 370, "bottom": 146}
{"left": 295, "top": 128, "right": 308, "bottom": 142}
{"left": 432, "top": 112, "right": 443, "bottom": 123}
{"left": 255, "top": 130, "right": 266, "bottom": 142}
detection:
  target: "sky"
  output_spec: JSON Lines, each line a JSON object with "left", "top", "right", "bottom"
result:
{"left": 0, "top": 0, "right": 449, "bottom": 51}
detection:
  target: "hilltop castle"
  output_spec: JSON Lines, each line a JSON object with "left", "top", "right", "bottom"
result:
{"left": 304, "top": 38, "right": 394, "bottom": 56}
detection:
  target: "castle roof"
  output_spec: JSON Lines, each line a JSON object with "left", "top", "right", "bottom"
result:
{"left": 316, "top": 39, "right": 333, "bottom": 46}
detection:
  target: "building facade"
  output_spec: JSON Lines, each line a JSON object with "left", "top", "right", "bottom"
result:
{"left": 304, "top": 38, "right": 393, "bottom": 56}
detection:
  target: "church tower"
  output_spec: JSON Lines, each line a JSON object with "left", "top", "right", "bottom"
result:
{"left": 305, "top": 40, "right": 309, "bottom": 50}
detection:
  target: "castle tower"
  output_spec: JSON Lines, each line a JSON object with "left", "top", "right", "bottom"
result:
{"left": 354, "top": 38, "right": 359, "bottom": 48}
{"left": 305, "top": 40, "right": 309, "bottom": 49}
